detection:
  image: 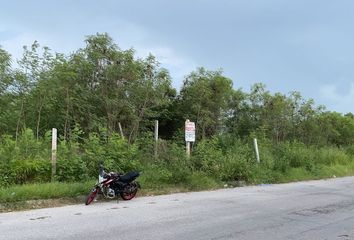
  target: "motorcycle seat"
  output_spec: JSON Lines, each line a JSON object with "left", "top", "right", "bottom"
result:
{"left": 119, "top": 171, "right": 140, "bottom": 183}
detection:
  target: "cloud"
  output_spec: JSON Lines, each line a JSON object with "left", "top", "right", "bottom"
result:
{"left": 0, "top": 25, "right": 197, "bottom": 90}
{"left": 0, "top": 32, "right": 38, "bottom": 62}
{"left": 319, "top": 83, "right": 354, "bottom": 113}
{"left": 107, "top": 22, "right": 197, "bottom": 89}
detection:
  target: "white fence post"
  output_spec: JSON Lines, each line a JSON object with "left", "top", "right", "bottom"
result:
{"left": 51, "top": 128, "right": 57, "bottom": 181}
{"left": 253, "top": 138, "right": 260, "bottom": 163}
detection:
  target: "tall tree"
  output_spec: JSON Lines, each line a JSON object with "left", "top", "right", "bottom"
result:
{"left": 179, "top": 68, "right": 233, "bottom": 139}
{"left": 0, "top": 47, "right": 12, "bottom": 93}
{"left": 0, "top": 47, "right": 13, "bottom": 135}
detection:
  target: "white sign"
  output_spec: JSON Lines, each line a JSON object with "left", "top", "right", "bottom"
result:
{"left": 185, "top": 120, "right": 195, "bottom": 142}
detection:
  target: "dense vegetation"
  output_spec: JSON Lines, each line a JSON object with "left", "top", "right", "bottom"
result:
{"left": 0, "top": 33, "right": 354, "bottom": 192}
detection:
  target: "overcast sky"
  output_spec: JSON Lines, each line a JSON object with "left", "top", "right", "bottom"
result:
{"left": 1, "top": 0, "right": 353, "bottom": 113}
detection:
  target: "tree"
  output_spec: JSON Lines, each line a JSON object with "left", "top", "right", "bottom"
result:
{"left": 0, "top": 46, "right": 12, "bottom": 94}
{"left": 48, "top": 33, "right": 176, "bottom": 143}
{"left": 0, "top": 47, "right": 13, "bottom": 135}
{"left": 178, "top": 68, "right": 233, "bottom": 139}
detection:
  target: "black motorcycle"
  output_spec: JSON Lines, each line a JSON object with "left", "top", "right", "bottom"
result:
{"left": 85, "top": 164, "right": 140, "bottom": 205}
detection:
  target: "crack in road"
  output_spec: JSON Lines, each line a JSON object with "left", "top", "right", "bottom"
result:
{"left": 29, "top": 216, "right": 51, "bottom": 221}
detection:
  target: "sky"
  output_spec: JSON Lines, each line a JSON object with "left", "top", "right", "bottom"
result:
{"left": 0, "top": 0, "right": 353, "bottom": 114}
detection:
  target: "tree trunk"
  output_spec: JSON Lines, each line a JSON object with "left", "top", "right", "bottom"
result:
{"left": 118, "top": 122, "right": 124, "bottom": 139}
{"left": 16, "top": 98, "right": 24, "bottom": 143}
{"left": 64, "top": 87, "right": 70, "bottom": 141}
{"left": 128, "top": 100, "right": 148, "bottom": 144}
{"left": 36, "top": 98, "right": 44, "bottom": 141}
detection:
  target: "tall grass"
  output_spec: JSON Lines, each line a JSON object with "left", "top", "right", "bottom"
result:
{"left": 0, "top": 181, "right": 95, "bottom": 203}
{"left": 0, "top": 130, "right": 353, "bottom": 205}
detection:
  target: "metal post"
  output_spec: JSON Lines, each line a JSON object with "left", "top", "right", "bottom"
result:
{"left": 51, "top": 128, "right": 57, "bottom": 181}
{"left": 253, "top": 138, "right": 260, "bottom": 163}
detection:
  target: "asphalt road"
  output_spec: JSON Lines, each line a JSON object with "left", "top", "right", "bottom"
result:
{"left": 2, "top": 177, "right": 354, "bottom": 240}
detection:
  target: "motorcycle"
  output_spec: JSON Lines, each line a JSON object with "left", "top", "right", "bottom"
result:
{"left": 85, "top": 164, "right": 140, "bottom": 205}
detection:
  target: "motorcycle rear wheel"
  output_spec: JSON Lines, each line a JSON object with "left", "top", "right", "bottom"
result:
{"left": 85, "top": 188, "right": 98, "bottom": 205}
{"left": 120, "top": 183, "right": 138, "bottom": 200}
{"left": 120, "top": 189, "right": 137, "bottom": 200}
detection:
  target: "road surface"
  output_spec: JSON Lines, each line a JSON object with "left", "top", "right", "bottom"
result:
{"left": 1, "top": 177, "right": 354, "bottom": 240}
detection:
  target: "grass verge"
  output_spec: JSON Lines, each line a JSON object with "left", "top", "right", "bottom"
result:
{"left": 1, "top": 164, "right": 354, "bottom": 213}
{"left": 0, "top": 173, "right": 222, "bottom": 212}
{"left": 277, "top": 163, "right": 354, "bottom": 183}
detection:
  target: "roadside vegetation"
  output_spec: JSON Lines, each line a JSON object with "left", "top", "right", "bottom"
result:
{"left": 0, "top": 33, "right": 353, "bottom": 208}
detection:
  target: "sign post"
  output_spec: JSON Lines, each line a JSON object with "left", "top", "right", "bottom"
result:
{"left": 185, "top": 120, "right": 195, "bottom": 158}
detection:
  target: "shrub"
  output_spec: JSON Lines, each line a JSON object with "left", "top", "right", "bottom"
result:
{"left": 0, "top": 131, "right": 52, "bottom": 186}
{"left": 82, "top": 133, "right": 107, "bottom": 177}
{"left": 55, "top": 140, "right": 88, "bottom": 182}
{"left": 185, "top": 172, "right": 220, "bottom": 190}
{"left": 272, "top": 141, "right": 315, "bottom": 172}
{"left": 9, "top": 159, "right": 51, "bottom": 184}
{"left": 346, "top": 144, "right": 354, "bottom": 156}
{"left": 157, "top": 142, "right": 192, "bottom": 183}
{"left": 314, "top": 147, "right": 352, "bottom": 166}
{"left": 192, "top": 138, "right": 224, "bottom": 177}
{"left": 135, "top": 131, "right": 155, "bottom": 164}
{"left": 220, "top": 153, "right": 253, "bottom": 182}
{"left": 16, "top": 129, "right": 42, "bottom": 160}
{"left": 103, "top": 133, "right": 140, "bottom": 173}
{"left": 218, "top": 140, "right": 254, "bottom": 181}
{"left": 250, "top": 165, "right": 282, "bottom": 184}
{"left": 0, "top": 134, "right": 20, "bottom": 163}
{"left": 139, "top": 164, "right": 173, "bottom": 187}
{"left": 82, "top": 132, "right": 141, "bottom": 177}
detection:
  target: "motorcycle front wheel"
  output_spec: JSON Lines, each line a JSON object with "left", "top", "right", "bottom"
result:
{"left": 85, "top": 188, "right": 98, "bottom": 205}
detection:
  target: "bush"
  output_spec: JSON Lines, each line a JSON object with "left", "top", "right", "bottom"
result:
{"left": 0, "top": 128, "right": 353, "bottom": 191}
{"left": 0, "top": 135, "right": 19, "bottom": 164}
{"left": 135, "top": 131, "right": 155, "bottom": 163}
{"left": 16, "top": 129, "right": 42, "bottom": 160}
{"left": 138, "top": 142, "right": 192, "bottom": 186}
{"left": 139, "top": 164, "right": 173, "bottom": 187}
{"left": 220, "top": 153, "right": 253, "bottom": 182}
{"left": 9, "top": 159, "right": 51, "bottom": 184}
{"left": 272, "top": 141, "right": 315, "bottom": 172}
{"left": 346, "top": 144, "right": 354, "bottom": 156}
{"left": 218, "top": 140, "right": 254, "bottom": 181}
{"left": 103, "top": 133, "right": 140, "bottom": 173}
{"left": 82, "top": 133, "right": 106, "bottom": 177}
{"left": 158, "top": 142, "right": 192, "bottom": 183}
{"left": 185, "top": 172, "right": 220, "bottom": 190}
{"left": 0, "top": 131, "right": 52, "bottom": 186}
{"left": 192, "top": 138, "right": 224, "bottom": 177}
{"left": 250, "top": 165, "right": 282, "bottom": 184}
{"left": 314, "top": 147, "right": 352, "bottom": 166}
{"left": 55, "top": 140, "right": 88, "bottom": 182}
